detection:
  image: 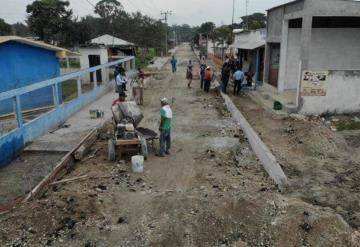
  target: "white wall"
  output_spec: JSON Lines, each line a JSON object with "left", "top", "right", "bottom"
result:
{"left": 284, "top": 28, "right": 301, "bottom": 90}
{"left": 79, "top": 47, "right": 109, "bottom": 83}
{"left": 300, "top": 70, "right": 360, "bottom": 114}
{"left": 309, "top": 28, "right": 360, "bottom": 70}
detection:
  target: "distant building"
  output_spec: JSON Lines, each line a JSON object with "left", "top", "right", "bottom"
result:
{"left": 0, "top": 36, "right": 78, "bottom": 114}
{"left": 262, "top": 0, "right": 360, "bottom": 114}
{"left": 231, "top": 29, "right": 266, "bottom": 84}
{"left": 79, "top": 34, "right": 136, "bottom": 83}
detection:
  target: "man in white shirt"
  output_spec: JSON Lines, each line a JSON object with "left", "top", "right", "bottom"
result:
{"left": 116, "top": 72, "right": 127, "bottom": 97}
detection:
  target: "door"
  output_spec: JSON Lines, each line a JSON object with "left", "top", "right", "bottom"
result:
{"left": 268, "top": 43, "right": 280, "bottom": 87}
{"left": 88, "top": 55, "right": 102, "bottom": 83}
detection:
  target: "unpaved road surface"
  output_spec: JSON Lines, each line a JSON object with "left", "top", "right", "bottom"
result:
{"left": 0, "top": 45, "right": 359, "bottom": 247}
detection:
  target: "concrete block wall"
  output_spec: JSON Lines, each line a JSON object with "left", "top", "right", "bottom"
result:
{"left": 300, "top": 70, "right": 360, "bottom": 114}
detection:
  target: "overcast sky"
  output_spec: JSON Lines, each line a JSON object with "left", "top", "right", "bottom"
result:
{"left": 1, "top": 0, "right": 292, "bottom": 26}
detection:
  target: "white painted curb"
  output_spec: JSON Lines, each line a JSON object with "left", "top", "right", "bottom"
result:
{"left": 214, "top": 80, "right": 289, "bottom": 186}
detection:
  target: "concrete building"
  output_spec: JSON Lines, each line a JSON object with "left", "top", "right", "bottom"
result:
{"left": 263, "top": 0, "right": 360, "bottom": 114}
{"left": 231, "top": 29, "right": 266, "bottom": 84}
{"left": 79, "top": 34, "right": 136, "bottom": 83}
{"left": 0, "top": 36, "right": 78, "bottom": 114}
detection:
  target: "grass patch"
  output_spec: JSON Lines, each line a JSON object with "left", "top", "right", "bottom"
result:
{"left": 135, "top": 48, "right": 156, "bottom": 69}
{"left": 336, "top": 122, "right": 360, "bottom": 131}
{"left": 60, "top": 58, "right": 81, "bottom": 69}
{"left": 61, "top": 80, "right": 94, "bottom": 102}
{"left": 61, "top": 80, "right": 77, "bottom": 101}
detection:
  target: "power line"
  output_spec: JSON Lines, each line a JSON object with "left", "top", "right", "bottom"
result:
{"left": 122, "top": 0, "right": 140, "bottom": 11}
{"left": 145, "top": 0, "right": 160, "bottom": 12}
{"left": 83, "top": 0, "right": 96, "bottom": 8}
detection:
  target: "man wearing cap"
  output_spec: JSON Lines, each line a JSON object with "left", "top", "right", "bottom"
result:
{"left": 157, "top": 98, "right": 172, "bottom": 157}
{"left": 204, "top": 66, "right": 214, "bottom": 93}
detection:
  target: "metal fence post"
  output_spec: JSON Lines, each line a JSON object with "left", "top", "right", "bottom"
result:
{"left": 77, "top": 76, "right": 82, "bottom": 96}
{"left": 52, "top": 83, "right": 60, "bottom": 107}
{"left": 13, "top": 95, "right": 23, "bottom": 128}
{"left": 132, "top": 57, "right": 136, "bottom": 70}
{"left": 94, "top": 71, "right": 98, "bottom": 88}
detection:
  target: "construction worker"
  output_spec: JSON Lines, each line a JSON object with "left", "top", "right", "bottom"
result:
{"left": 221, "top": 61, "right": 231, "bottom": 94}
{"left": 186, "top": 60, "right": 193, "bottom": 89}
{"left": 134, "top": 68, "right": 145, "bottom": 105}
{"left": 200, "top": 62, "right": 207, "bottom": 89}
{"left": 233, "top": 67, "right": 245, "bottom": 96}
{"left": 157, "top": 98, "right": 172, "bottom": 157}
{"left": 204, "top": 66, "right": 214, "bottom": 93}
{"left": 115, "top": 71, "right": 127, "bottom": 98}
{"left": 170, "top": 56, "right": 177, "bottom": 73}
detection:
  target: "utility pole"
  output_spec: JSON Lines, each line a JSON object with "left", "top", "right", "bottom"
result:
{"left": 245, "top": 0, "right": 249, "bottom": 30}
{"left": 232, "top": 0, "right": 235, "bottom": 29}
{"left": 161, "top": 11, "right": 172, "bottom": 56}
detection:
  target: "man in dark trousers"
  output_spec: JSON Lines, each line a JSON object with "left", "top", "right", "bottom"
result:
{"left": 200, "top": 62, "right": 207, "bottom": 89}
{"left": 233, "top": 67, "right": 245, "bottom": 96}
{"left": 221, "top": 61, "right": 231, "bottom": 94}
{"left": 204, "top": 66, "right": 214, "bottom": 93}
{"left": 170, "top": 56, "right": 177, "bottom": 73}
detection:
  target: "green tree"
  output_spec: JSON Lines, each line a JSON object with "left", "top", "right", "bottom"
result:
{"left": 240, "top": 13, "right": 266, "bottom": 30}
{"left": 170, "top": 24, "right": 198, "bottom": 43}
{"left": 198, "top": 22, "right": 216, "bottom": 35}
{"left": 95, "top": 0, "right": 124, "bottom": 20}
{"left": 26, "top": 0, "right": 73, "bottom": 43}
{"left": 11, "top": 22, "right": 32, "bottom": 36}
{"left": 213, "top": 25, "right": 233, "bottom": 45}
{"left": 0, "top": 18, "right": 12, "bottom": 35}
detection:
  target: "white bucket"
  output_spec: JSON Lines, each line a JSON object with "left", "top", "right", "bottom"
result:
{"left": 131, "top": 155, "right": 144, "bottom": 173}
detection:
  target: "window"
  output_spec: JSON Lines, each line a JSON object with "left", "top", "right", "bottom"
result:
{"left": 313, "top": 17, "right": 360, "bottom": 28}
{"left": 289, "top": 18, "right": 303, "bottom": 28}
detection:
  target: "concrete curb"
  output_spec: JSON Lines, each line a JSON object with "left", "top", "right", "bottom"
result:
{"left": 214, "top": 80, "right": 289, "bottom": 186}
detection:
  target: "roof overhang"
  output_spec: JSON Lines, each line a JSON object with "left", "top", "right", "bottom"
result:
{"left": 0, "top": 36, "right": 80, "bottom": 57}
{"left": 230, "top": 41, "right": 265, "bottom": 50}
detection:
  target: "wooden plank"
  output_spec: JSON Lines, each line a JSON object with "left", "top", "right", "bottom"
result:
{"left": 74, "top": 132, "right": 98, "bottom": 160}
{"left": 50, "top": 175, "right": 88, "bottom": 185}
{"left": 115, "top": 139, "right": 141, "bottom": 145}
{"left": 23, "top": 128, "right": 99, "bottom": 202}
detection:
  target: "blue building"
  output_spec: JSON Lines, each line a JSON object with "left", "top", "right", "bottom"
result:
{"left": 0, "top": 36, "right": 77, "bottom": 114}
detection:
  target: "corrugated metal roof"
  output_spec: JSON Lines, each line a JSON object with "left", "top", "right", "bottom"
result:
{"left": 231, "top": 29, "right": 266, "bottom": 50}
{"left": 91, "top": 34, "right": 135, "bottom": 47}
{"left": 267, "top": 0, "right": 303, "bottom": 12}
{"left": 230, "top": 41, "right": 265, "bottom": 50}
{"left": 0, "top": 36, "right": 80, "bottom": 57}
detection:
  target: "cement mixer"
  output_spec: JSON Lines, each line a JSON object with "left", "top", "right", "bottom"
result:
{"left": 108, "top": 101, "right": 158, "bottom": 161}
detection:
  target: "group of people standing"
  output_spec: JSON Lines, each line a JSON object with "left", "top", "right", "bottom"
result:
{"left": 170, "top": 55, "right": 214, "bottom": 92}
{"left": 199, "top": 58, "right": 214, "bottom": 93}
{"left": 221, "top": 56, "right": 245, "bottom": 96}
{"left": 114, "top": 65, "right": 145, "bottom": 105}
{"left": 171, "top": 54, "right": 248, "bottom": 96}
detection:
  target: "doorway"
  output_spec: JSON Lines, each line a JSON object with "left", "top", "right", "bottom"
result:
{"left": 268, "top": 43, "right": 280, "bottom": 87}
{"left": 88, "top": 55, "right": 102, "bottom": 83}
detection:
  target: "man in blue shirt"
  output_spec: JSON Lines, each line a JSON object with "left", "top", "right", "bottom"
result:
{"left": 233, "top": 67, "right": 245, "bottom": 96}
{"left": 170, "top": 56, "right": 177, "bottom": 73}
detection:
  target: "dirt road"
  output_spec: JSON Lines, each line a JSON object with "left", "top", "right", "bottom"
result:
{"left": 0, "top": 44, "right": 359, "bottom": 247}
